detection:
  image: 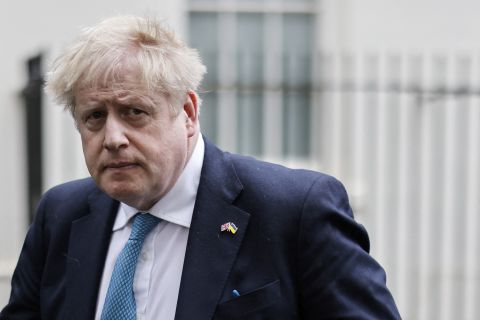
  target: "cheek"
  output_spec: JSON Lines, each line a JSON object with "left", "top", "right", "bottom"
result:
{"left": 82, "top": 146, "right": 96, "bottom": 175}
{"left": 81, "top": 135, "right": 101, "bottom": 172}
{"left": 146, "top": 137, "right": 186, "bottom": 173}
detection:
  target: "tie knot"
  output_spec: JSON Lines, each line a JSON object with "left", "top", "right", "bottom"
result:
{"left": 129, "top": 213, "right": 161, "bottom": 241}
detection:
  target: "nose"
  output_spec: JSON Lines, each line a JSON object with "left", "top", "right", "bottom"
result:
{"left": 103, "top": 115, "right": 129, "bottom": 150}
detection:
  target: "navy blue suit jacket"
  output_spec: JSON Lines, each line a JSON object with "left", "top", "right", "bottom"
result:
{"left": 1, "top": 139, "right": 400, "bottom": 319}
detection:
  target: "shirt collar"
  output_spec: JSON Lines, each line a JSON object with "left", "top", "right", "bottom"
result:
{"left": 113, "top": 135, "right": 205, "bottom": 230}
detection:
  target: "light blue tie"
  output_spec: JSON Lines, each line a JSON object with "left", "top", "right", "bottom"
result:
{"left": 101, "top": 213, "right": 160, "bottom": 320}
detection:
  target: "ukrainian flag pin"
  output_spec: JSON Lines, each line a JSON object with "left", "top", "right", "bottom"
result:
{"left": 220, "top": 222, "right": 238, "bottom": 234}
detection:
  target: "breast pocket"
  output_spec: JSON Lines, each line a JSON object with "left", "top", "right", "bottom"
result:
{"left": 214, "top": 280, "right": 281, "bottom": 319}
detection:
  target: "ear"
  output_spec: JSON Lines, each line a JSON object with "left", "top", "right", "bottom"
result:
{"left": 183, "top": 91, "right": 199, "bottom": 137}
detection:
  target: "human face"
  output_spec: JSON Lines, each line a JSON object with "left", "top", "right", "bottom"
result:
{"left": 74, "top": 74, "right": 199, "bottom": 210}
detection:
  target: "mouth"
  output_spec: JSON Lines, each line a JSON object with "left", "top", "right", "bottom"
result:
{"left": 104, "top": 161, "right": 139, "bottom": 171}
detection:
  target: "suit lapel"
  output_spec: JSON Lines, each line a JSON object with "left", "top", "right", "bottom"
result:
{"left": 175, "top": 139, "right": 250, "bottom": 320}
{"left": 64, "top": 188, "right": 118, "bottom": 319}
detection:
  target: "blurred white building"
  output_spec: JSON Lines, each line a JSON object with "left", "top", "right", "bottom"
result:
{"left": 1, "top": 1, "right": 479, "bottom": 319}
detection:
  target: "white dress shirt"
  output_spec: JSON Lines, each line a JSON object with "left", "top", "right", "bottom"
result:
{"left": 94, "top": 136, "right": 205, "bottom": 320}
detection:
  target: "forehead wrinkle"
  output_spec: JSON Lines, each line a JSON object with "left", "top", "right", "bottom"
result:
{"left": 76, "top": 86, "right": 163, "bottom": 111}
{"left": 114, "top": 90, "right": 156, "bottom": 107}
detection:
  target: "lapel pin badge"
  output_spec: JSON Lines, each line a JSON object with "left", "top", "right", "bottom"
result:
{"left": 220, "top": 222, "right": 238, "bottom": 234}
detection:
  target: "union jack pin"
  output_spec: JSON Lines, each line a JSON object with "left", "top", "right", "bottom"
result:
{"left": 220, "top": 222, "right": 238, "bottom": 234}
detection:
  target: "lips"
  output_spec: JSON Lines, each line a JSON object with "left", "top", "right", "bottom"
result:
{"left": 104, "top": 161, "right": 138, "bottom": 170}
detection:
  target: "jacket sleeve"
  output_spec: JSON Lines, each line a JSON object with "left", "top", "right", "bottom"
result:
{"left": 297, "top": 175, "right": 401, "bottom": 319}
{"left": 0, "top": 193, "right": 49, "bottom": 320}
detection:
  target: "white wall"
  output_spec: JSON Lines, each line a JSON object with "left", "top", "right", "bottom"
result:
{"left": 320, "top": 1, "right": 480, "bottom": 319}
{"left": 0, "top": 0, "right": 186, "bottom": 307}
{"left": 322, "top": 0, "right": 480, "bottom": 52}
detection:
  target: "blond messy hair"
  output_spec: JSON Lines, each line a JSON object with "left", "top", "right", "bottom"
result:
{"left": 46, "top": 15, "right": 207, "bottom": 113}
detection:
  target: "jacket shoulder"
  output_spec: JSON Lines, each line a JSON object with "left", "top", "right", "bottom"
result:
{"left": 42, "top": 178, "right": 98, "bottom": 203}
{"left": 227, "top": 152, "right": 342, "bottom": 195}
{"left": 36, "top": 178, "right": 102, "bottom": 224}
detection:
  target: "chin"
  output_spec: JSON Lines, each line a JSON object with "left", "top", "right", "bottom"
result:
{"left": 101, "top": 182, "right": 143, "bottom": 203}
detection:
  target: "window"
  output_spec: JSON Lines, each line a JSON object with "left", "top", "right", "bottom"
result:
{"left": 189, "top": 0, "right": 316, "bottom": 159}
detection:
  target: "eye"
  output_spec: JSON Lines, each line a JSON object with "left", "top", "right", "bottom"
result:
{"left": 83, "top": 110, "right": 107, "bottom": 130}
{"left": 90, "top": 110, "right": 106, "bottom": 119}
{"left": 128, "top": 107, "right": 146, "bottom": 116}
{"left": 122, "top": 107, "right": 150, "bottom": 122}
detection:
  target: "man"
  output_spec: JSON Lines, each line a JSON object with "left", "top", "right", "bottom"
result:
{"left": 1, "top": 16, "right": 400, "bottom": 319}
